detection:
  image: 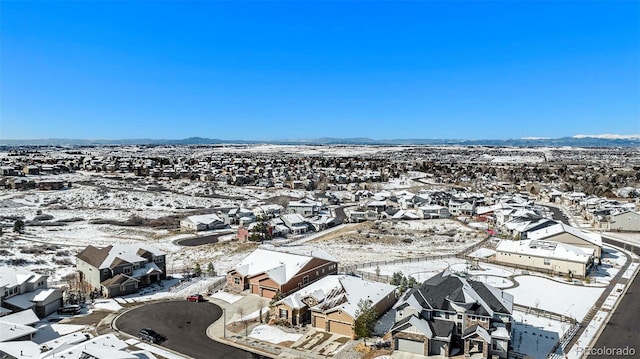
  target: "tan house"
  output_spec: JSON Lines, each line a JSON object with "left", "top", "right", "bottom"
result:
{"left": 526, "top": 222, "right": 602, "bottom": 258}
{"left": 496, "top": 239, "right": 594, "bottom": 278}
{"left": 226, "top": 248, "right": 338, "bottom": 299}
{"left": 273, "top": 275, "right": 397, "bottom": 337}
{"left": 76, "top": 244, "right": 166, "bottom": 298}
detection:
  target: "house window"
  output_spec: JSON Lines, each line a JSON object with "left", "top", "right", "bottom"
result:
{"left": 124, "top": 267, "right": 131, "bottom": 274}
{"left": 234, "top": 277, "right": 240, "bottom": 285}
{"left": 103, "top": 269, "right": 109, "bottom": 275}
{"left": 445, "top": 313, "right": 450, "bottom": 320}
{"left": 303, "top": 276, "right": 309, "bottom": 285}
{"left": 322, "top": 268, "right": 325, "bottom": 273}
{"left": 544, "top": 258, "right": 550, "bottom": 265}
{"left": 279, "top": 309, "right": 288, "bottom": 319}
{"left": 457, "top": 314, "right": 463, "bottom": 320}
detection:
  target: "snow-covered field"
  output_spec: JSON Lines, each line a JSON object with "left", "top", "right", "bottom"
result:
{"left": 512, "top": 310, "right": 573, "bottom": 359}
{"left": 506, "top": 276, "right": 604, "bottom": 321}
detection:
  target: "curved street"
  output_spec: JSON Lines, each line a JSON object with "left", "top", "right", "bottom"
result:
{"left": 114, "top": 300, "right": 265, "bottom": 359}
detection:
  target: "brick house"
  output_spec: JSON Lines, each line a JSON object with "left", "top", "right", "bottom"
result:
{"left": 226, "top": 248, "right": 338, "bottom": 299}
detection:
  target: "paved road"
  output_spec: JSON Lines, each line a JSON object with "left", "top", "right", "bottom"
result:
{"left": 176, "top": 231, "right": 234, "bottom": 246}
{"left": 588, "top": 237, "right": 640, "bottom": 359}
{"left": 543, "top": 204, "right": 640, "bottom": 357}
{"left": 115, "top": 300, "right": 264, "bottom": 359}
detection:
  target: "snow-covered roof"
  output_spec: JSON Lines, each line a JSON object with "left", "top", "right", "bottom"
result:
{"left": 278, "top": 275, "right": 396, "bottom": 318}
{"left": 0, "top": 321, "right": 37, "bottom": 342}
{"left": 0, "top": 267, "right": 44, "bottom": 289}
{"left": 42, "top": 333, "right": 133, "bottom": 359}
{"left": 527, "top": 222, "right": 602, "bottom": 247}
{"left": 97, "top": 244, "right": 165, "bottom": 269}
{"left": 0, "top": 309, "right": 38, "bottom": 326}
{"left": 497, "top": 239, "right": 593, "bottom": 263}
{"left": 0, "top": 341, "right": 40, "bottom": 358}
{"left": 132, "top": 262, "right": 163, "bottom": 278}
{"left": 232, "top": 248, "right": 338, "bottom": 285}
{"left": 184, "top": 213, "right": 222, "bottom": 225}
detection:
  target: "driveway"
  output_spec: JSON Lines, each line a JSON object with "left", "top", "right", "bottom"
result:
{"left": 114, "top": 300, "right": 265, "bottom": 359}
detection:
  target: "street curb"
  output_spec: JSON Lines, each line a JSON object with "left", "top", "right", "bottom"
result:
{"left": 583, "top": 250, "right": 640, "bottom": 359}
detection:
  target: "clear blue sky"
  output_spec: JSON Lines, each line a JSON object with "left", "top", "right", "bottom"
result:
{"left": 1, "top": 1, "right": 639, "bottom": 140}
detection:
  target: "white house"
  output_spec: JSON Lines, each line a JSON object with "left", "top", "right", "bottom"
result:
{"left": 496, "top": 239, "right": 594, "bottom": 278}
{"left": 180, "top": 213, "right": 225, "bottom": 232}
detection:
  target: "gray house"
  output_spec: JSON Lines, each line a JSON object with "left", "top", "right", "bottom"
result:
{"left": 76, "top": 244, "right": 166, "bottom": 298}
{"left": 391, "top": 270, "right": 513, "bottom": 359}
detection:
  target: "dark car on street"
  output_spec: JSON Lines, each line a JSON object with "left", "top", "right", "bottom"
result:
{"left": 139, "top": 328, "right": 165, "bottom": 344}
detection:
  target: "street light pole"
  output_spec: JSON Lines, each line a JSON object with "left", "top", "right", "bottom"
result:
{"left": 223, "top": 307, "right": 226, "bottom": 339}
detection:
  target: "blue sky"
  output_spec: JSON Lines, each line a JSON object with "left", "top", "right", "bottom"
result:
{"left": 1, "top": 1, "right": 638, "bottom": 140}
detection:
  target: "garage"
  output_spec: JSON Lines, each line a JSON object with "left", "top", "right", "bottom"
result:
{"left": 260, "top": 287, "right": 277, "bottom": 299}
{"left": 396, "top": 338, "right": 424, "bottom": 355}
{"left": 429, "top": 339, "right": 447, "bottom": 356}
{"left": 328, "top": 320, "right": 353, "bottom": 337}
{"left": 313, "top": 315, "right": 326, "bottom": 330}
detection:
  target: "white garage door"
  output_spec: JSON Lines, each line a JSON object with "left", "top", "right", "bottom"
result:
{"left": 396, "top": 338, "right": 424, "bottom": 355}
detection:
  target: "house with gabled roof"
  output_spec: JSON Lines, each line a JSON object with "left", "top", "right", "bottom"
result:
{"left": 526, "top": 222, "right": 602, "bottom": 258}
{"left": 180, "top": 213, "right": 225, "bottom": 232}
{"left": 273, "top": 275, "right": 396, "bottom": 337}
{"left": 76, "top": 244, "right": 166, "bottom": 298}
{"left": 274, "top": 275, "right": 396, "bottom": 337}
{"left": 226, "top": 248, "right": 339, "bottom": 299}
{"left": 390, "top": 270, "right": 513, "bottom": 359}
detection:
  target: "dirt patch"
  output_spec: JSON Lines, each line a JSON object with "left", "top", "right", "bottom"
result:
{"left": 62, "top": 310, "right": 112, "bottom": 326}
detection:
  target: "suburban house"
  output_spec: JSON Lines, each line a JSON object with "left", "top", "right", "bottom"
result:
{"left": 347, "top": 209, "right": 379, "bottom": 222}
{"left": 280, "top": 213, "right": 310, "bottom": 235}
{"left": 526, "top": 222, "right": 602, "bottom": 259}
{"left": 0, "top": 332, "right": 159, "bottom": 359}
{"left": 273, "top": 275, "right": 397, "bottom": 338}
{"left": 0, "top": 267, "right": 61, "bottom": 317}
{"left": 495, "top": 239, "right": 594, "bottom": 278}
{"left": 0, "top": 309, "right": 39, "bottom": 342}
{"left": 180, "top": 213, "right": 225, "bottom": 232}
{"left": 76, "top": 244, "right": 166, "bottom": 298}
{"left": 597, "top": 210, "right": 640, "bottom": 232}
{"left": 419, "top": 205, "right": 451, "bottom": 219}
{"left": 390, "top": 270, "right": 513, "bottom": 359}
{"left": 226, "top": 248, "right": 339, "bottom": 299}
{"left": 287, "top": 198, "right": 322, "bottom": 217}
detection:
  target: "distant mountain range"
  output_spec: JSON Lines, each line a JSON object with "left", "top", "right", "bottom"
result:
{"left": 1, "top": 135, "right": 639, "bottom": 147}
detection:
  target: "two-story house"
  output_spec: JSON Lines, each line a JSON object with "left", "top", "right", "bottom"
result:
{"left": 76, "top": 244, "right": 166, "bottom": 298}
{"left": 226, "top": 248, "right": 339, "bottom": 299}
{"left": 390, "top": 270, "right": 513, "bottom": 359}
{"left": 0, "top": 267, "right": 62, "bottom": 318}
{"left": 273, "top": 275, "right": 396, "bottom": 338}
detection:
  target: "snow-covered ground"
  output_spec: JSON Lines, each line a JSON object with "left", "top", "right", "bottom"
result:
{"left": 506, "top": 276, "right": 604, "bottom": 321}
{"left": 249, "top": 325, "right": 303, "bottom": 344}
{"left": 511, "top": 310, "right": 572, "bottom": 359}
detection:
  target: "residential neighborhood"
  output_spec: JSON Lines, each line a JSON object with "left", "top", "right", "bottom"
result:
{"left": 0, "top": 144, "right": 638, "bottom": 359}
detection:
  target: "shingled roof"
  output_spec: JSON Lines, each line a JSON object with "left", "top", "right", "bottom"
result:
{"left": 398, "top": 270, "right": 513, "bottom": 317}
{"left": 76, "top": 245, "right": 112, "bottom": 268}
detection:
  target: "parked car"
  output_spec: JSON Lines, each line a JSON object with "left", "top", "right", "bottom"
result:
{"left": 186, "top": 294, "right": 204, "bottom": 302}
{"left": 57, "top": 305, "right": 81, "bottom": 315}
{"left": 138, "top": 328, "right": 164, "bottom": 343}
